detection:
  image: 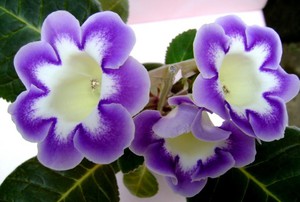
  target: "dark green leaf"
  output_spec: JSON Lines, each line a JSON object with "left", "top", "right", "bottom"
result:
{"left": 165, "top": 29, "right": 196, "bottom": 64}
{"left": 123, "top": 164, "right": 158, "bottom": 198}
{"left": 0, "top": 157, "right": 119, "bottom": 202}
{"left": 118, "top": 148, "right": 144, "bottom": 173}
{"left": 0, "top": 0, "right": 101, "bottom": 102}
{"left": 187, "top": 127, "right": 300, "bottom": 202}
{"left": 98, "top": 0, "right": 129, "bottom": 22}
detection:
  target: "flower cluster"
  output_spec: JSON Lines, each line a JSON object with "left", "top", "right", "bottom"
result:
{"left": 130, "top": 15, "right": 299, "bottom": 196}
{"left": 9, "top": 11, "right": 299, "bottom": 198}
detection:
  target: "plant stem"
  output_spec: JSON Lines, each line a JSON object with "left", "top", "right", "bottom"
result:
{"left": 148, "top": 59, "right": 198, "bottom": 113}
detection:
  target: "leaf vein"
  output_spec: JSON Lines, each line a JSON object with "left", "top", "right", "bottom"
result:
{"left": 108, "top": 0, "right": 123, "bottom": 10}
{"left": 239, "top": 168, "right": 281, "bottom": 202}
{"left": 0, "top": 5, "right": 40, "bottom": 33}
{"left": 246, "top": 143, "right": 300, "bottom": 168}
{"left": 92, "top": 173, "right": 111, "bottom": 201}
{"left": 7, "top": 177, "right": 62, "bottom": 196}
{"left": 56, "top": 164, "right": 102, "bottom": 202}
{"left": 266, "top": 173, "right": 300, "bottom": 187}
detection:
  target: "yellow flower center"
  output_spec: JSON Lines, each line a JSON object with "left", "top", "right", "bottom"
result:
{"left": 49, "top": 52, "right": 102, "bottom": 122}
{"left": 165, "top": 132, "right": 220, "bottom": 169}
{"left": 219, "top": 53, "right": 262, "bottom": 107}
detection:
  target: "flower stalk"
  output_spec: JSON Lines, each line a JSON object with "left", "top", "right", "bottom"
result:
{"left": 148, "top": 59, "right": 198, "bottom": 113}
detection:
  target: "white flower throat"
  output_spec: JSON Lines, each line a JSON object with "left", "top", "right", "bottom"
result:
{"left": 46, "top": 51, "right": 102, "bottom": 123}
{"left": 219, "top": 53, "right": 262, "bottom": 107}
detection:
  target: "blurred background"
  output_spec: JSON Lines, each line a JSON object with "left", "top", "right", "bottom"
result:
{"left": 263, "top": 0, "right": 300, "bottom": 126}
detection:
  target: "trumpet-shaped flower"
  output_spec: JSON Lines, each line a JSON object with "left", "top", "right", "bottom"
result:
{"left": 9, "top": 11, "right": 150, "bottom": 170}
{"left": 130, "top": 96, "right": 256, "bottom": 197}
{"left": 193, "top": 16, "right": 300, "bottom": 141}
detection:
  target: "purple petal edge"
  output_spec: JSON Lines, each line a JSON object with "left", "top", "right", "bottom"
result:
{"left": 37, "top": 123, "right": 83, "bottom": 171}
{"left": 193, "top": 75, "right": 229, "bottom": 120}
{"left": 101, "top": 56, "right": 150, "bottom": 116}
{"left": 193, "top": 23, "right": 229, "bottom": 78}
{"left": 41, "top": 10, "right": 81, "bottom": 54}
{"left": 221, "top": 121, "right": 256, "bottom": 167}
{"left": 82, "top": 11, "right": 135, "bottom": 69}
{"left": 8, "top": 85, "right": 53, "bottom": 142}
{"left": 74, "top": 103, "right": 134, "bottom": 164}
{"left": 130, "top": 110, "right": 162, "bottom": 155}
{"left": 166, "top": 174, "right": 207, "bottom": 197}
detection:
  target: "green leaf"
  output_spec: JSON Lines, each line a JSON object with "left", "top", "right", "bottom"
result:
{"left": 187, "top": 127, "right": 300, "bottom": 202}
{"left": 98, "top": 0, "right": 129, "bottom": 22}
{"left": 118, "top": 148, "right": 144, "bottom": 173}
{"left": 0, "top": 157, "right": 119, "bottom": 202}
{"left": 0, "top": 0, "right": 101, "bottom": 102}
{"left": 165, "top": 29, "right": 197, "bottom": 64}
{"left": 123, "top": 164, "right": 159, "bottom": 198}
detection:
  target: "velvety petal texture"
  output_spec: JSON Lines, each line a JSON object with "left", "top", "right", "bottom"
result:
{"left": 130, "top": 96, "right": 256, "bottom": 197}
{"left": 193, "top": 15, "right": 300, "bottom": 141}
{"left": 9, "top": 10, "right": 150, "bottom": 170}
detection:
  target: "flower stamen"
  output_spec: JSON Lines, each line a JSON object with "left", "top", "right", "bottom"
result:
{"left": 91, "top": 79, "right": 100, "bottom": 90}
{"left": 222, "top": 85, "right": 230, "bottom": 95}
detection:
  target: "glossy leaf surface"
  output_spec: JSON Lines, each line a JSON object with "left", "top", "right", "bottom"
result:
{"left": 0, "top": 0, "right": 101, "bottom": 101}
{"left": 0, "top": 158, "right": 119, "bottom": 202}
{"left": 123, "top": 164, "right": 158, "bottom": 198}
{"left": 188, "top": 127, "right": 300, "bottom": 202}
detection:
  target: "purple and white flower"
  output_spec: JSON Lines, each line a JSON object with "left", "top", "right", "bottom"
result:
{"left": 9, "top": 11, "right": 150, "bottom": 170}
{"left": 130, "top": 96, "right": 256, "bottom": 197}
{"left": 193, "top": 16, "right": 300, "bottom": 142}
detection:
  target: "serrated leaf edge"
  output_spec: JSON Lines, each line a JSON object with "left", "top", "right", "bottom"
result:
{"left": 165, "top": 29, "right": 196, "bottom": 64}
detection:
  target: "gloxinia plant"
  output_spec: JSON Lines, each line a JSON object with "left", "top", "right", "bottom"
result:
{"left": 0, "top": 2, "right": 300, "bottom": 202}
{"left": 8, "top": 10, "right": 150, "bottom": 170}
{"left": 130, "top": 96, "right": 256, "bottom": 197}
{"left": 192, "top": 16, "right": 300, "bottom": 141}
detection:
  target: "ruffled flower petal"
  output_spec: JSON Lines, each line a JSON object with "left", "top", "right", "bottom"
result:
{"left": 8, "top": 85, "right": 53, "bottom": 142}
{"left": 130, "top": 110, "right": 162, "bottom": 155}
{"left": 192, "top": 149, "right": 235, "bottom": 180}
{"left": 220, "top": 121, "right": 256, "bottom": 167}
{"left": 100, "top": 57, "right": 150, "bottom": 115}
{"left": 74, "top": 103, "right": 134, "bottom": 164}
{"left": 193, "top": 75, "right": 229, "bottom": 119}
{"left": 131, "top": 97, "right": 256, "bottom": 197}
{"left": 152, "top": 104, "right": 199, "bottom": 138}
{"left": 144, "top": 142, "right": 176, "bottom": 178}
{"left": 248, "top": 96, "right": 287, "bottom": 141}
{"left": 193, "top": 23, "right": 229, "bottom": 78}
{"left": 191, "top": 110, "right": 231, "bottom": 142}
{"left": 168, "top": 95, "right": 195, "bottom": 106}
{"left": 37, "top": 125, "right": 83, "bottom": 171}
{"left": 13, "top": 41, "right": 59, "bottom": 91}
{"left": 246, "top": 25, "right": 282, "bottom": 70}
{"left": 265, "top": 67, "right": 300, "bottom": 102}
{"left": 215, "top": 15, "right": 247, "bottom": 42}
{"left": 166, "top": 172, "right": 207, "bottom": 198}
{"left": 81, "top": 11, "right": 135, "bottom": 69}
{"left": 41, "top": 11, "right": 81, "bottom": 56}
